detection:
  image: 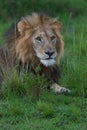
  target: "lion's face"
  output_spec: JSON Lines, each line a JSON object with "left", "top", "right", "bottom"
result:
{"left": 32, "top": 27, "right": 57, "bottom": 66}
{"left": 17, "top": 13, "right": 64, "bottom": 67}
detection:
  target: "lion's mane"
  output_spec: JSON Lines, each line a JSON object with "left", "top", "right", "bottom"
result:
{"left": 0, "top": 13, "right": 64, "bottom": 83}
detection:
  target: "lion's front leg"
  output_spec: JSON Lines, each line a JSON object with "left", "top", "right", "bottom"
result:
{"left": 50, "top": 83, "right": 71, "bottom": 93}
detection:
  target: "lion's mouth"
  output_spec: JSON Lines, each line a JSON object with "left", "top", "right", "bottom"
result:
{"left": 45, "top": 57, "right": 53, "bottom": 60}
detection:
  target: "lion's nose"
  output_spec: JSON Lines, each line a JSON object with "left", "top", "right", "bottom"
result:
{"left": 45, "top": 51, "right": 54, "bottom": 57}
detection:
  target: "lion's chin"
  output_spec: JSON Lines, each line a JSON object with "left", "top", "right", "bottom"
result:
{"left": 40, "top": 59, "right": 56, "bottom": 67}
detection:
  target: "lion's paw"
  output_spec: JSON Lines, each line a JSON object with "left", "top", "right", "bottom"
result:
{"left": 50, "top": 83, "right": 71, "bottom": 93}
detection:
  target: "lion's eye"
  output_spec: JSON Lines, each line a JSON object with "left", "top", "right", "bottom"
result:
{"left": 51, "top": 36, "right": 56, "bottom": 44}
{"left": 35, "top": 37, "right": 42, "bottom": 42}
{"left": 51, "top": 36, "right": 56, "bottom": 41}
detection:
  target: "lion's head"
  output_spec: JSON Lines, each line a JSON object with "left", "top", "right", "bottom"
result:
{"left": 4, "top": 13, "right": 64, "bottom": 67}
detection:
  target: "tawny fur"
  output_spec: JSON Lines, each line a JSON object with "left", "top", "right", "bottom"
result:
{"left": 0, "top": 13, "right": 64, "bottom": 85}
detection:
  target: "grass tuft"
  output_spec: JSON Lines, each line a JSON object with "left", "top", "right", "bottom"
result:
{"left": 1, "top": 67, "right": 48, "bottom": 100}
{"left": 37, "top": 101, "right": 54, "bottom": 118}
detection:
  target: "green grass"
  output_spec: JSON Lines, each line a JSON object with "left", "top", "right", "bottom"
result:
{"left": 0, "top": 0, "right": 87, "bottom": 20}
{"left": 0, "top": 13, "right": 87, "bottom": 130}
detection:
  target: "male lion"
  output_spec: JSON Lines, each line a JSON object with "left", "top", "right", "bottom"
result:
{"left": 0, "top": 13, "right": 70, "bottom": 93}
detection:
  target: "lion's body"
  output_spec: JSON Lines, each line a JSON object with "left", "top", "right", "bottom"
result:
{"left": 0, "top": 13, "right": 70, "bottom": 93}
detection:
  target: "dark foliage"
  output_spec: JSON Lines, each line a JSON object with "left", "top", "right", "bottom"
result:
{"left": 0, "top": 0, "right": 87, "bottom": 21}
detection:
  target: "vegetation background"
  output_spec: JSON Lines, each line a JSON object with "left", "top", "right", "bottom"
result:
{"left": 0, "top": 0, "right": 87, "bottom": 130}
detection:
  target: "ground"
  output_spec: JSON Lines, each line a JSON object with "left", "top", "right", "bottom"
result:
{"left": 0, "top": 13, "right": 87, "bottom": 130}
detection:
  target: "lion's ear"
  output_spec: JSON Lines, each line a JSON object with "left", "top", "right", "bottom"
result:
{"left": 17, "top": 20, "right": 26, "bottom": 33}
{"left": 50, "top": 19, "right": 62, "bottom": 31}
